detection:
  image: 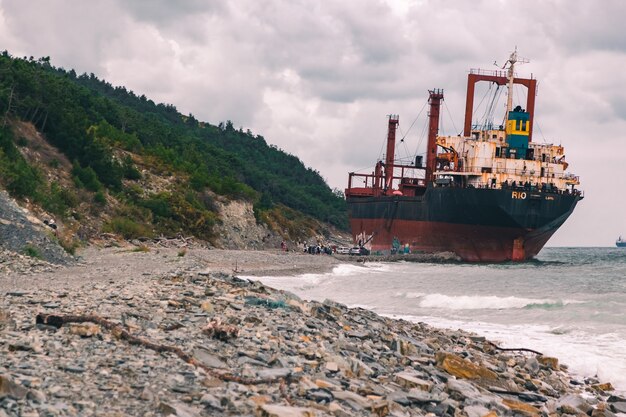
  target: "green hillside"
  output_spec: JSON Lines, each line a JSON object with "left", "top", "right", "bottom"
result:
{"left": 0, "top": 52, "right": 347, "bottom": 242}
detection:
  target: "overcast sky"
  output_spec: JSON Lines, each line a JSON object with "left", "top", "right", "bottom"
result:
{"left": 1, "top": 0, "right": 625, "bottom": 246}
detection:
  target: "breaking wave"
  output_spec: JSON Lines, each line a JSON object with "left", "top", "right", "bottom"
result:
{"left": 394, "top": 291, "right": 426, "bottom": 299}
{"left": 524, "top": 300, "right": 565, "bottom": 309}
{"left": 414, "top": 293, "right": 575, "bottom": 310}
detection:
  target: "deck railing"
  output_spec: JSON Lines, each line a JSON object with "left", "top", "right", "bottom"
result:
{"left": 436, "top": 166, "right": 578, "bottom": 182}
{"left": 346, "top": 171, "right": 582, "bottom": 196}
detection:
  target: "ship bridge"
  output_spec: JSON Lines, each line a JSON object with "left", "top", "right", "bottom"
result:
{"left": 434, "top": 133, "right": 580, "bottom": 193}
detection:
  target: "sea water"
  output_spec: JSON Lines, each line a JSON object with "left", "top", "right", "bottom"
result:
{"left": 247, "top": 247, "right": 626, "bottom": 394}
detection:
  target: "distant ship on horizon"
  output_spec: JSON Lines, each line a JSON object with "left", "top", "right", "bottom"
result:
{"left": 617, "top": 236, "right": 626, "bottom": 248}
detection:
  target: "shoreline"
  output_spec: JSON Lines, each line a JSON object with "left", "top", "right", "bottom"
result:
{"left": 1, "top": 246, "right": 624, "bottom": 416}
{"left": 0, "top": 245, "right": 345, "bottom": 291}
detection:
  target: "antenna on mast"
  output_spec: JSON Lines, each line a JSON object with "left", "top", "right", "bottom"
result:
{"left": 502, "top": 47, "right": 529, "bottom": 121}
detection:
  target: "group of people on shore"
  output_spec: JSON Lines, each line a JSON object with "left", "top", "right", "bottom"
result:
{"left": 303, "top": 243, "right": 333, "bottom": 255}
{"left": 280, "top": 240, "right": 334, "bottom": 255}
{"left": 279, "top": 240, "right": 337, "bottom": 255}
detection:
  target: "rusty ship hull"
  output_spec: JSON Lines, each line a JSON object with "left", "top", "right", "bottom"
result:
{"left": 347, "top": 187, "right": 581, "bottom": 262}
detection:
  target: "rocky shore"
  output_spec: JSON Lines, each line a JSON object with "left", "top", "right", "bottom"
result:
{"left": 1, "top": 246, "right": 624, "bottom": 417}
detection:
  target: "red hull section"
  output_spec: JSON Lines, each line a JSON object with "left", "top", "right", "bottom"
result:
{"left": 350, "top": 218, "right": 557, "bottom": 262}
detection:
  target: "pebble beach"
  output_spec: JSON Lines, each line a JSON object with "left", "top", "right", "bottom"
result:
{"left": 1, "top": 246, "right": 624, "bottom": 417}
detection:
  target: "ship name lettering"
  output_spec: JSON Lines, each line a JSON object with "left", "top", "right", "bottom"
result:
{"left": 511, "top": 191, "right": 527, "bottom": 200}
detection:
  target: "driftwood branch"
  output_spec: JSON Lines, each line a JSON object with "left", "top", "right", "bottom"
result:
{"left": 487, "top": 341, "right": 542, "bottom": 355}
{"left": 36, "top": 313, "right": 295, "bottom": 386}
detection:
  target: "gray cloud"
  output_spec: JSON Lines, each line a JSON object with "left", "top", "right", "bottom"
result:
{"left": 117, "top": 0, "right": 224, "bottom": 25}
{"left": 540, "top": 0, "right": 626, "bottom": 54}
{"left": 0, "top": 0, "right": 128, "bottom": 74}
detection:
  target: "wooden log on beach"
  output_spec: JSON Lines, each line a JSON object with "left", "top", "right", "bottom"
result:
{"left": 35, "top": 313, "right": 296, "bottom": 386}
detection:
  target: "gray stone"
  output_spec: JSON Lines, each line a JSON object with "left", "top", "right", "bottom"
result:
{"left": 517, "top": 391, "right": 548, "bottom": 403}
{"left": 199, "top": 393, "right": 222, "bottom": 409}
{"left": 395, "top": 371, "right": 432, "bottom": 390}
{"left": 158, "top": 401, "right": 202, "bottom": 417}
{"left": 387, "top": 391, "right": 411, "bottom": 406}
{"left": 193, "top": 348, "right": 228, "bottom": 369}
{"left": 256, "top": 367, "right": 292, "bottom": 379}
{"left": 60, "top": 364, "right": 85, "bottom": 373}
{"left": 406, "top": 388, "right": 447, "bottom": 404}
{"left": 464, "top": 404, "right": 491, "bottom": 417}
{"left": 139, "top": 388, "right": 154, "bottom": 402}
{"left": 259, "top": 404, "right": 317, "bottom": 417}
{"left": 346, "top": 330, "right": 370, "bottom": 339}
{"left": 305, "top": 388, "right": 334, "bottom": 403}
{"left": 0, "top": 375, "right": 29, "bottom": 399}
{"left": 237, "top": 356, "right": 268, "bottom": 367}
{"left": 171, "top": 384, "right": 192, "bottom": 393}
{"left": 348, "top": 357, "right": 373, "bottom": 377}
{"left": 26, "top": 389, "right": 46, "bottom": 403}
{"left": 557, "top": 394, "right": 592, "bottom": 414}
{"left": 332, "top": 390, "right": 371, "bottom": 410}
{"left": 47, "top": 385, "right": 70, "bottom": 398}
{"left": 608, "top": 395, "right": 626, "bottom": 403}
{"left": 446, "top": 378, "right": 481, "bottom": 400}
{"left": 592, "top": 408, "right": 618, "bottom": 417}
{"left": 610, "top": 402, "right": 626, "bottom": 414}
{"left": 433, "top": 399, "right": 458, "bottom": 416}
{"left": 324, "top": 361, "right": 339, "bottom": 373}
{"left": 524, "top": 357, "right": 540, "bottom": 375}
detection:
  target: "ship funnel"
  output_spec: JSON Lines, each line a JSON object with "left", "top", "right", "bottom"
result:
{"left": 426, "top": 89, "right": 444, "bottom": 183}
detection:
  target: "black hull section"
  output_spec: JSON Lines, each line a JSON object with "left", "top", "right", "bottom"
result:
{"left": 347, "top": 187, "right": 581, "bottom": 261}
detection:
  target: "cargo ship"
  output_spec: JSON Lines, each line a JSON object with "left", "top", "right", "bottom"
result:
{"left": 345, "top": 51, "right": 583, "bottom": 262}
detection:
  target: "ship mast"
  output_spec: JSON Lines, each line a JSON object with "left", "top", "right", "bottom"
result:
{"left": 504, "top": 47, "right": 529, "bottom": 122}
{"left": 505, "top": 49, "right": 517, "bottom": 122}
{"left": 384, "top": 115, "right": 399, "bottom": 193}
{"left": 426, "top": 89, "right": 444, "bottom": 184}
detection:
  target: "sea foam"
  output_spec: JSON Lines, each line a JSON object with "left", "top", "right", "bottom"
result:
{"left": 384, "top": 314, "right": 626, "bottom": 395}
{"left": 416, "top": 293, "right": 573, "bottom": 310}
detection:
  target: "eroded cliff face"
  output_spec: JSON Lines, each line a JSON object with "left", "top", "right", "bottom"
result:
{"left": 213, "top": 199, "right": 278, "bottom": 250}
{"left": 213, "top": 199, "right": 352, "bottom": 251}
